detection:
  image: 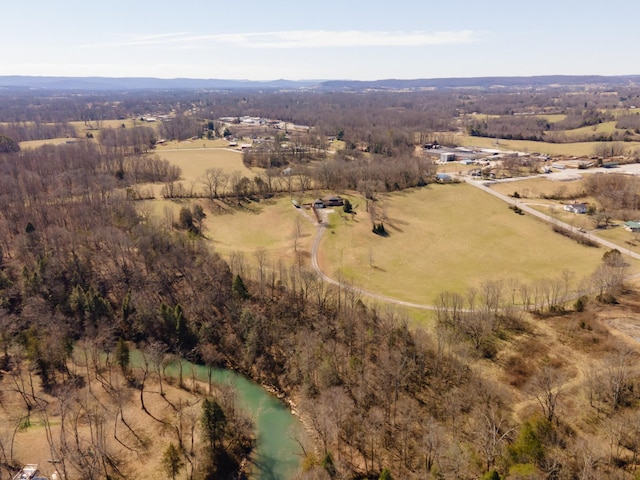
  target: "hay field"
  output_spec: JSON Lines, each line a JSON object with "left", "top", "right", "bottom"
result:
{"left": 489, "top": 177, "right": 587, "bottom": 199}
{"left": 319, "top": 184, "right": 607, "bottom": 304}
{"left": 156, "top": 146, "right": 257, "bottom": 183}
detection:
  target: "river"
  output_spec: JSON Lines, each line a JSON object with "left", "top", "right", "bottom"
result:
{"left": 160, "top": 359, "right": 304, "bottom": 480}
{"left": 131, "top": 350, "right": 305, "bottom": 480}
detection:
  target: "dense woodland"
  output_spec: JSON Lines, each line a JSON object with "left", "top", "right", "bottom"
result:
{"left": 1, "top": 85, "right": 640, "bottom": 479}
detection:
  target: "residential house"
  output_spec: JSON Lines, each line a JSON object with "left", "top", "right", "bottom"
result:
{"left": 323, "top": 196, "right": 344, "bottom": 207}
{"left": 564, "top": 203, "right": 588, "bottom": 214}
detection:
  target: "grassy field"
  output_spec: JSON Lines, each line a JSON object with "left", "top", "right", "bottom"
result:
{"left": 136, "top": 135, "right": 636, "bottom": 309}
{"left": 533, "top": 114, "right": 566, "bottom": 123}
{"left": 19, "top": 138, "right": 75, "bottom": 149}
{"left": 203, "top": 196, "right": 317, "bottom": 264}
{"left": 319, "top": 183, "right": 608, "bottom": 304}
{"left": 592, "top": 224, "right": 640, "bottom": 256}
{"left": 137, "top": 194, "right": 318, "bottom": 277}
{"left": 457, "top": 133, "right": 640, "bottom": 156}
{"left": 560, "top": 120, "right": 619, "bottom": 139}
{"left": 69, "top": 118, "right": 139, "bottom": 133}
{"left": 156, "top": 144, "right": 257, "bottom": 184}
{"left": 490, "top": 176, "right": 587, "bottom": 200}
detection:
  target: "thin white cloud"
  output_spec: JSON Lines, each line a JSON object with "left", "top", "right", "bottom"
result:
{"left": 222, "top": 30, "right": 482, "bottom": 48}
{"left": 80, "top": 29, "right": 482, "bottom": 49}
{"left": 79, "top": 32, "right": 192, "bottom": 48}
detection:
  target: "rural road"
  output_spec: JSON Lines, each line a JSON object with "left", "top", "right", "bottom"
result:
{"left": 306, "top": 176, "right": 640, "bottom": 310}
{"left": 463, "top": 177, "right": 640, "bottom": 262}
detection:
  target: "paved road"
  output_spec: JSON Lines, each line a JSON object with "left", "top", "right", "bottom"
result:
{"left": 463, "top": 177, "right": 640, "bottom": 261}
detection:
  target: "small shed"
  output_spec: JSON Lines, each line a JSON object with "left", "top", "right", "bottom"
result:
{"left": 440, "top": 152, "right": 456, "bottom": 162}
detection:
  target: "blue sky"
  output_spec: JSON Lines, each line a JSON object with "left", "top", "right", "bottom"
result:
{"left": 3, "top": 0, "right": 638, "bottom": 80}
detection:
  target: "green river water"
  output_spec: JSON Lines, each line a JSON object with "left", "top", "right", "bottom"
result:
{"left": 133, "top": 353, "right": 304, "bottom": 480}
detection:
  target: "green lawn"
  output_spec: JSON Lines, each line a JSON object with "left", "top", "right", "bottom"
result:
{"left": 319, "top": 184, "right": 607, "bottom": 304}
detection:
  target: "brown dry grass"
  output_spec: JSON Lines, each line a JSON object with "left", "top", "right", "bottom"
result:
{"left": 156, "top": 145, "right": 258, "bottom": 187}
{"left": 19, "top": 138, "right": 77, "bottom": 149}
{"left": 499, "top": 283, "right": 640, "bottom": 431}
{"left": 490, "top": 177, "right": 587, "bottom": 200}
{"left": 320, "top": 184, "right": 606, "bottom": 302}
{"left": 1, "top": 350, "right": 208, "bottom": 480}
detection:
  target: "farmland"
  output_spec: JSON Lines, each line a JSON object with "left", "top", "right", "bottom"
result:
{"left": 318, "top": 183, "right": 607, "bottom": 303}
{"left": 5, "top": 81, "right": 640, "bottom": 480}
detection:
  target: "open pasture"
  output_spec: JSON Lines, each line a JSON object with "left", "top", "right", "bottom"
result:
{"left": 595, "top": 225, "right": 640, "bottom": 255}
{"left": 319, "top": 183, "right": 607, "bottom": 304}
{"left": 489, "top": 176, "right": 587, "bottom": 200}
{"left": 532, "top": 114, "right": 566, "bottom": 123}
{"left": 19, "top": 138, "right": 76, "bottom": 149}
{"left": 156, "top": 145, "right": 257, "bottom": 184}
{"left": 70, "top": 118, "right": 138, "bottom": 132}
{"left": 139, "top": 194, "right": 317, "bottom": 272}
{"left": 558, "top": 120, "right": 619, "bottom": 139}
{"left": 203, "top": 195, "right": 316, "bottom": 264}
{"left": 457, "top": 133, "right": 640, "bottom": 156}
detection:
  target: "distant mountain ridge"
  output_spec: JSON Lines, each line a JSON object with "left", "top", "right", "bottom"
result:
{"left": 0, "top": 75, "right": 639, "bottom": 91}
{"left": 0, "top": 76, "right": 323, "bottom": 91}
{"left": 320, "top": 75, "right": 640, "bottom": 90}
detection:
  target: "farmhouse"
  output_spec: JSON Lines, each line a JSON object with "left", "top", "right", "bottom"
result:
{"left": 564, "top": 203, "right": 588, "bottom": 214}
{"left": 323, "top": 196, "right": 344, "bottom": 207}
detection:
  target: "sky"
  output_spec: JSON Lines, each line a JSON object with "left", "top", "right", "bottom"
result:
{"left": 3, "top": 0, "right": 639, "bottom": 81}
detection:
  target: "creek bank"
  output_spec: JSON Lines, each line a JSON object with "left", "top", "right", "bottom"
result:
{"left": 161, "top": 358, "right": 306, "bottom": 480}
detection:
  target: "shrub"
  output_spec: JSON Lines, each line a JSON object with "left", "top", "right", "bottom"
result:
{"left": 574, "top": 295, "right": 588, "bottom": 312}
{"left": 481, "top": 470, "right": 501, "bottom": 480}
{"left": 0, "top": 135, "right": 19, "bottom": 153}
{"left": 509, "top": 204, "right": 524, "bottom": 215}
{"left": 372, "top": 222, "right": 387, "bottom": 236}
